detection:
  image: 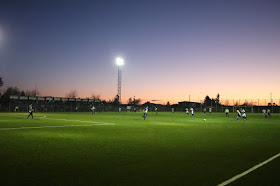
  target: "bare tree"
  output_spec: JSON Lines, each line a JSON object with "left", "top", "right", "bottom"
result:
{"left": 0, "top": 77, "right": 3, "bottom": 87}
{"left": 127, "top": 97, "right": 141, "bottom": 105}
{"left": 25, "top": 89, "right": 40, "bottom": 97}
{"left": 128, "top": 97, "right": 133, "bottom": 104}
{"left": 0, "top": 77, "right": 3, "bottom": 96}
{"left": 224, "top": 99, "right": 230, "bottom": 106}
{"left": 134, "top": 98, "right": 141, "bottom": 105}
{"left": 91, "top": 93, "right": 100, "bottom": 100}
{"left": 66, "top": 90, "right": 78, "bottom": 98}
{"left": 1, "top": 86, "right": 21, "bottom": 100}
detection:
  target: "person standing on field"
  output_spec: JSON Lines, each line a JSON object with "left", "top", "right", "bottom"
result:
{"left": 15, "top": 106, "right": 19, "bottom": 112}
{"left": 262, "top": 109, "right": 267, "bottom": 118}
{"left": 190, "top": 107, "right": 194, "bottom": 117}
{"left": 225, "top": 108, "right": 229, "bottom": 117}
{"left": 27, "top": 104, "right": 34, "bottom": 119}
{"left": 267, "top": 109, "right": 272, "bottom": 118}
{"left": 91, "top": 106, "right": 96, "bottom": 115}
{"left": 143, "top": 107, "right": 148, "bottom": 120}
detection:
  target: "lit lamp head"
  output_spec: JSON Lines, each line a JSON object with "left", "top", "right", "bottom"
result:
{"left": 116, "top": 57, "right": 124, "bottom": 66}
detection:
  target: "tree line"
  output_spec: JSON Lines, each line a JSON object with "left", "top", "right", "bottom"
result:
{"left": 0, "top": 78, "right": 223, "bottom": 106}
{"left": 0, "top": 86, "right": 143, "bottom": 106}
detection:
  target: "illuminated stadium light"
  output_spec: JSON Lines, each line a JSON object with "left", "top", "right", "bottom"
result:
{"left": 116, "top": 57, "right": 124, "bottom": 66}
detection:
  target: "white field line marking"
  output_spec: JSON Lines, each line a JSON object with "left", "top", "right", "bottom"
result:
{"left": 218, "top": 152, "right": 280, "bottom": 186}
{"left": 0, "top": 123, "right": 115, "bottom": 131}
{"left": 15, "top": 115, "right": 115, "bottom": 125}
{"left": 0, "top": 116, "right": 116, "bottom": 131}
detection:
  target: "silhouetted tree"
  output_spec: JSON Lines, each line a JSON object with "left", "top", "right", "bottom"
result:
{"left": 91, "top": 93, "right": 101, "bottom": 105}
{"left": 134, "top": 98, "right": 141, "bottom": 105}
{"left": 203, "top": 95, "right": 211, "bottom": 106}
{"left": 242, "top": 100, "right": 249, "bottom": 106}
{"left": 128, "top": 97, "right": 133, "bottom": 104}
{"left": 0, "top": 77, "right": 3, "bottom": 96}
{"left": 128, "top": 97, "right": 141, "bottom": 105}
{"left": 25, "top": 89, "right": 40, "bottom": 97}
{"left": 0, "top": 77, "right": 3, "bottom": 87}
{"left": 20, "top": 91, "right": 26, "bottom": 96}
{"left": 112, "top": 95, "right": 120, "bottom": 105}
{"left": 215, "top": 93, "right": 220, "bottom": 104}
{"left": 91, "top": 93, "right": 100, "bottom": 100}
{"left": 66, "top": 90, "right": 78, "bottom": 98}
{"left": 1, "top": 86, "right": 21, "bottom": 101}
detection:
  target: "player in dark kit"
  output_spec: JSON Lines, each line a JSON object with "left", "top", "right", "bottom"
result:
{"left": 27, "top": 104, "right": 34, "bottom": 119}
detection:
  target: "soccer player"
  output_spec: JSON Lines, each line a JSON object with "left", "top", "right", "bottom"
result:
{"left": 155, "top": 107, "right": 158, "bottom": 115}
{"left": 262, "top": 109, "right": 267, "bottom": 118}
{"left": 225, "top": 108, "right": 229, "bottom": 117}
{"left": 209, "top": 107, "right": 212, "bottom": 114}
{"left": 27, "top": 104, "right": 34, "bottom": 119}
{"left": 190, "top": 107, "right": 194, "bottom": 117}
{"left": 119, "top": 107, "right": 121, "bottom": 112}
{"left": 91, "top": 106, "right": 96, "bottom": 115}
{"left": 242, "top": 112, "right": 247, "bottom": 120}
{"left": 14, "top": 106, "right": 19, "bottom": 112}
{"left": 143, "top": 107, "right": 148, "bottom": 120}
{"left": 186, "top": 108, "right": 189, "bottom": 115}
{"left": 267, "top": 109, "right": 272, "bottom": 118}
{"left": 241, "top": 108, "right": 245, "bottom": 115}
{"left": 236, "top": 109, "right": 242, "bottom": 121}
{"left": 203, "top": 108, "right": 206, "bottom": 114}
{"left": 171, "top": 108, "right": 174, "bottom": 113}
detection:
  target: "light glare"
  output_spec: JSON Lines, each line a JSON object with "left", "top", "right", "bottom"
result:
{"left": 116, "top": 57, "right": 124, "bottom": 66}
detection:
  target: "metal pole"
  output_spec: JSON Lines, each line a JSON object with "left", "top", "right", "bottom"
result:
{"left": 270, "top": 92, "right": 273, "bottom": 112}
{"left": 216, "top": 101, "right": 217, "bottom": 112}
{"left": 118, "top": 66, "right": 122, "bottom": 103}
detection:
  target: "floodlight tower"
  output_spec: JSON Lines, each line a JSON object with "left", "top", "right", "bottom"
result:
{"left": 116, "top": 57, "right": 124, "bottom": 102}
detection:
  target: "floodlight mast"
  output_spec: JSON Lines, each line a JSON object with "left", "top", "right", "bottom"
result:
{"left": 116, "top": 57, "right": 124, "bottom": 103}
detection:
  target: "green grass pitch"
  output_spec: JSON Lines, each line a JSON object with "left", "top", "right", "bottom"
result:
{"left": 0, "top": 112, "right": 279, "bottom": 185}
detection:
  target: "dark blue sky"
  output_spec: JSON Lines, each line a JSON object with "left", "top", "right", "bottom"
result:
{"left": 1, "top": 0, "right": 280, "bottom": 103}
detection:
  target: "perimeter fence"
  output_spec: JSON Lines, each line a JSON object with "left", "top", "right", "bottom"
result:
{"left": 0, "top": 96, "right": 279, "bottom": 113}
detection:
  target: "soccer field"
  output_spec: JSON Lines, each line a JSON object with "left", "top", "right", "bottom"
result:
{"left": 0, "top": 112, "right": 279, "bottom": 185}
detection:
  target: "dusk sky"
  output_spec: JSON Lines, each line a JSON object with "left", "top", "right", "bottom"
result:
{"left": 0, "top": 0, "right": 280, "bottom": 104}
